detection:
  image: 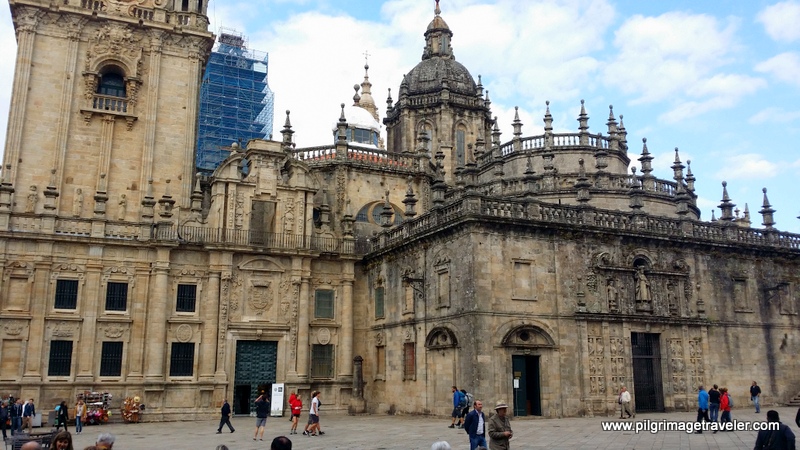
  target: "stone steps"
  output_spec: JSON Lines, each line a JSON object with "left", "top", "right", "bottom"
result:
{"left": 787, "top": 393, "right": 800, "bottom": 407}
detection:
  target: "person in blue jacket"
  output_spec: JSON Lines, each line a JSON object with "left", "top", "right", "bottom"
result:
{"left": 695, "top": 385, "right": 710, "bottom": 433}
{"left": 448, "top": 386, "right": 465, "bottom": 428}
{"left": 463, "top": 399, "right": 487, "bottom": 450}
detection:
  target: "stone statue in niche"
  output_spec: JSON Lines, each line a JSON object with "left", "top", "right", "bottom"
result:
{"left": 117, "top": 194, "right": 127, "bottom": 221}
{"left": 284, "top": 202, "right": 294, "bottom": 234}
{"left": 634, "top": 266, "right": 652, "bottom": 311}
{"left": 73, "top": 188, "right": 84, "bottom": 217}
{"left": 606, "top": 278, "right": 619, "bottom": 312}
{"left": 26, "top": 185, "right": 39, "bottom": 213}
{"left": 666, "top": 281, "right": 678, "bottom": 315}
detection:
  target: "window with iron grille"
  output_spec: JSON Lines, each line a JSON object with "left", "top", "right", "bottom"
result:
{"left": 105, "top": 282, "right": 128, "bottom": 311}
{"left": 374, "top": 287, "right": 385, "bottom": 319}
{"left": 311, "top": 344, "right": 334, "bottom": 378}
{"left": 403, "top": 342, "right": 416, "bottom": 380}
{"left": 176, "top": 284, "right": 197, "bottom": 313}
{"left": 169, "top": 342, "right": 195, "bottom": 377}
{"left": 314, "top": 289, "right": 334, "bottom": 319}
{"left": 48, "top": 340, "right": 73, "bottom": 376}
{"left": 54, "top": 279, "right": 79, "bottom": 309}
{"left": 100, "top": 341, "right": 123, "bottom": 376}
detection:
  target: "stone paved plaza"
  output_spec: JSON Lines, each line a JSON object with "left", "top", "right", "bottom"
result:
{"left": 23, "top": 406, "right": 797, "bottom": 450}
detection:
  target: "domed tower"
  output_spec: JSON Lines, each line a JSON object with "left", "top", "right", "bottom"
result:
{"left": 384, "top": 0, "right": 491, "bottom": 183}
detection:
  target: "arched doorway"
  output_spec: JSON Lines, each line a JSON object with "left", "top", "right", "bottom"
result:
{"left": 502, "top": 325, "right": 555, "bottom": 416}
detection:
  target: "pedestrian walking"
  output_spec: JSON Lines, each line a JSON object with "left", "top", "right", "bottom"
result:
{"left": 75, "top": 399, "right": 86, "bottom": 435}
{"left": 0, "top": 400, "right": 8, "bottom": 440}
{"left": 22, "top": 398, "right": 35, "bottom": 434}
{"left": 618, "top": 386, "right": 633, "bottom": 419}
{"left": 487, "top": 401, "right": 513, "bottom": 450}
{"left": 216, "top": 398, "right": 234, "bottom": 434}
{"left": 55, "top": 401, "right": 69, "bottom": 432}
{"left": 289, "top": 392, "right": 302, "bottom": 435}
{"left": 719, "top": 387, "right": 732, "bottom": 431}
{"left": 448, "top": 386, "right": 465, "bottom": 428}
{"left": 695, "top": 386, "right": 710, "bottom": 433}
{"left": 463, "top": 399, "right": 487, "bottom": 450}
{"left": 459, "top": 390, "right": 473, "bottom": 428}
{"left": 10, "top": 398, "right": 22, "bottom": 435}
{"left": 709, "top": 385, "right": 721, "bottom": 422}
{"left": 754, "top": 410, "right": 795, "bottom": 450}
{"left": 253, "top": 393, "right": 270, "bottom": 441}
{"left": 303, "top": 391, "right": 323, "bottom": 436}
{"left": 751, "top": 381, "right": 762, "bottom": 414}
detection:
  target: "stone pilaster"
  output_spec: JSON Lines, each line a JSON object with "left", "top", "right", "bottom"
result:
{"left": 53, "top": 24, "right": 84, "bottom": 212}
{"left": 76, "top": 262, "right": 101, "bottom": 382}
{"left": 140, "top": 31, "right": 164, "bottom": 199}
{"left": 199, "top": 271, "right": 220, "bottom": 381}
{"left": 338, "top": 275, "right": 354, "bottom": 379}
{"left": 296, "top": 276, "right": 311, "bottom": 378}
{"left": 125, "top": 267, "right": 151, "bottom": 382}
{"left": 144, "top": 248, "right": 170, "bottom": 381}
{"left": 21, "top": 261, "right": 50, "bottom": 381}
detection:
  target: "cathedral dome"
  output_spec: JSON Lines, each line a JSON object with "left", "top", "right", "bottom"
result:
{"left": 334, "top": 105, "right": 381, "bottom": 132}
{"left": 405, "top": 57, "right": 477, "bottom": 97}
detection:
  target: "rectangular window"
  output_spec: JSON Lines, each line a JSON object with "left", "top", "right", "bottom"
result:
{"left": 105, "top": 282, "right": 128, "bottom": 311}
{"left": 403, "top": 342, "right": 415, "bottom": 380}
{"left": 374, "top": 287, "right": 385, "bottom": 319}
{"left": 100, "top": 341, "right": 123, "bottom": 376}
{"left": 176, "top": 284, "right": 197, "bottom": 313}
{"left": 311, "top": 344, "right": 334, "bottom": 378}
{"left": 48, "top": 340, "right": 73, "bottom": 376}
{"left": 456, "top": 129, "right": 465, "bottom": 166}
{"left": 315, "top": 289, "right": 335, "bottom": 319}
{"left": 169, "top": 342, "right": 195, "bottom": 377}
{"left": 54, "top": 279, "right": 79, "bottom": 309}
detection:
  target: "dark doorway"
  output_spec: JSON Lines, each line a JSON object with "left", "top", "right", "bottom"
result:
{"left": 631, "top": 332, "right": 664, "bottom": 412}
{"left": 512, "top": 355, "right": 542, "bottom": 416}
{"left": 234, "top": 384, "right": 251, "bottom": 415}
{"left": 233, "top": 340, "right": 277, "bottom": 415}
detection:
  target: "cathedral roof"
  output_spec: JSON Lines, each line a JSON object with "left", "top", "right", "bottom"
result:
{"left": 405, "top": 58, "right": 477, "bottom": 97}
{"left": 332, "top": 105, "right": 381, "bottom": 133}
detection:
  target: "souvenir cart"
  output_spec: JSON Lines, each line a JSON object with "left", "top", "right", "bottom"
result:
{"left": 77, "top": 392, "right": 112, "bottom": 425}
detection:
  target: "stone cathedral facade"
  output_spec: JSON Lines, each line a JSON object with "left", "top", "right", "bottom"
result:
{"left": 1, "top": 0, "right": 799, "bottom": 420}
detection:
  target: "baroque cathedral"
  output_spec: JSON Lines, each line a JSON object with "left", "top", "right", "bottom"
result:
{"left": 1, "top": 0, "right": 799, "bottom": 420}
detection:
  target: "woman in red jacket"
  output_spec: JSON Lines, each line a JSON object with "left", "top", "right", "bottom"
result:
{"left": 717, "top": 387, "right": 732, "bottom": 432}
{"left": 289, "top": 392, "right": 302, "bottom": 435}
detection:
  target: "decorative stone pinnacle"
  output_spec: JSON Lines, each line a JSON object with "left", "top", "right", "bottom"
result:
{"left": 435, "top": 0, "right": 441, "bottom": 15}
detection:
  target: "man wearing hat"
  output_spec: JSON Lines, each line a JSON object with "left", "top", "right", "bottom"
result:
{"left": 487, "top": 401, "right": 513, "bottom": 450}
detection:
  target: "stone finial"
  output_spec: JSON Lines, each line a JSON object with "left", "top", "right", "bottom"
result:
{"left": 718, "top": 181, "right": 735, "bottom": 222}
{"left": 685, "top": 159, "right": 696, "bottom": 193}
{"left": 575, "top": 159, "right": 591, "bottom": 203}
{"left": 403, "top": 176, "right": 418, "bottom": 219}
{"left": 639, "top": 138, "right": 654, "bottom": 178}
{"left": 476, "top": 74, "right": 484, "bottom": 97}
{"left": 671, "top": 147, "right": 685, "bottom": 183}
{"left": 484, "top": 90, "right": 491, "bottom": 110}
{"left": 578, "top": 99, "right": 589, "bottom": 133}
{"left": 337, "top": 103, "right": 348, "bottom": 144}
{"left": 629, "top": 167, "right": 643, "bottom": 210}
{"left": 435, "top": 0, "right": 441, "bottom": 15}
{"left": 618, "top": 114, "right": 628, "bottom": 150}
{"left": 386, "top": 88, "right": 393, "bottom": 111}
{"left": 711, "top": 209, "right": 717, "bottom": 222}
{"left": 594, "top": 132, "right": 608, "bottom": 172}
{"left": 606, "top": 105, "right": 618, "bottom": 150}
{"left": 543, "top": 100, "right": 553, "bottom": 134}
{"left": 353, "top": 84, "right": 361, "bottom": 105}
{"left": 759, "top": 187, "right": 776, "bottom": 229}
{"left": 512, "top": 106, "right": 523, "bottom": 139}
{"left": 190, "top": 174, "right": 203, "bottom": 217}
{"left": 380, "top": 190, "right": 394, "bottom": 228}
{"left": 491, "top": 117, "right": 501, "bottom": 148}
{"left": 281, "top": 110, "right": 294, "bottom": 147}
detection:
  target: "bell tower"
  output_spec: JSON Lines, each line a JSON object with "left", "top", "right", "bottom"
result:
{"left": 383, "top": 1, "right": 492, "bottom": 183}
{"left": 1, "top": 0, "right": 213, "bottom": 225}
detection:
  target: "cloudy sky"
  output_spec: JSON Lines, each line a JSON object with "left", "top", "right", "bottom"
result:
{"left": 1, "top": 0, "right": 800, "bottom": 232}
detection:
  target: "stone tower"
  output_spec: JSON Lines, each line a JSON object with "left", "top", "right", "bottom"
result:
{"left": 2, "top": 0, "right": 214, "bottom": 225}
{"left": 383, "top": 2, "right": 492, "bottom": 183}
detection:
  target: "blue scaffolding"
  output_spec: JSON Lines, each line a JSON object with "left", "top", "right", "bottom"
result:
{"left": 196, "top": 29, "right": 275, "bottom": 174}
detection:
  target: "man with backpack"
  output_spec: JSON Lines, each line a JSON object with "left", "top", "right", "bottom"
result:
{"left": 459, "top": 390, "right": 474, "bottom": 428}
{"left": 448, "top": 386, "right": 465, "bottom": 428}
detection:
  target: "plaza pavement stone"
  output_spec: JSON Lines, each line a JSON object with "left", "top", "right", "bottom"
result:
{"left": 52, "top": 406, "right": 798, "bottom": 449}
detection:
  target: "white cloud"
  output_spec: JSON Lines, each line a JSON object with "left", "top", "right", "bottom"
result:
{"left": 715, "top": 154, "right": 780, "bottom": 180}
{"left": 749, "top": 107, "right": 800, "bottom": 124}
{"left": 757, "top": 0, "right": 800, "bottom": 43}
{"left": 755, "top": 52, "right": 800, "bottom": 87}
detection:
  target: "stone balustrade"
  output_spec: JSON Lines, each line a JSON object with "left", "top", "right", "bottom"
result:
{"left": 369, "top": 195, "right": 800, "bottom": 254}
{"left": 290, "top": 145, "right": 418, "bottom": 171}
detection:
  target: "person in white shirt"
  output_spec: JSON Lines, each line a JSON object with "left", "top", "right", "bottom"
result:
{"left": 618, "top": 386, "right": 633, "bottom": 419}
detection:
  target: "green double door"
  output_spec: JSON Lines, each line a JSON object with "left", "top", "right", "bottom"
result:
{"left": 234, "top": 340, "right": 277, "bottom": 415}
{"left": 512, "top": 355, "right": 542, "bottom": 416}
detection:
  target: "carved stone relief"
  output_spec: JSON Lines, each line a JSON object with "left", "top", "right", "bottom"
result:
{"left": 669, "top": 338, "right": 686, "bottom": 394}
{"left": 609, "top": 335, "right": 626, "bottom": 391}
{"left": 2, "top": 320, "right": 28, "bottom": 337}
{"left": 587, "top": 332, "right": 605, "bottom": 395}
{"left": 688, "top": 338, "right": 703, "bottom": 392}
{"left": 49, "top": 321, "right": 78, "bottom": 338}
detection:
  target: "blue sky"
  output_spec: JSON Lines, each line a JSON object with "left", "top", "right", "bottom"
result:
{"left": 1, "top": 0, "right": 799, "bottom": 232}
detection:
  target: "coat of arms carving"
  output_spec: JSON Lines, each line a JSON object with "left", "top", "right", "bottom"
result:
{"left": 249, "top": 280, "right": 273, "bottom": 315}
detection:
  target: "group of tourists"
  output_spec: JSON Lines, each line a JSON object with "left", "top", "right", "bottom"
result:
{"left": 1, "top": 396, "right": 88, "bottom": 440}
{"left": 443, "top": 385, "right": 513, "bottom": 450}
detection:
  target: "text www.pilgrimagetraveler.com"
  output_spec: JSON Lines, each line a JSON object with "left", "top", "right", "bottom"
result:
{"left": 601, "top": 420, "right": 779, "bottom": 434}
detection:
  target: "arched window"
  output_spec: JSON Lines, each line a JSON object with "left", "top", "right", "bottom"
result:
{"left": 98, "top": 71, "right": 126, "bottom": 98}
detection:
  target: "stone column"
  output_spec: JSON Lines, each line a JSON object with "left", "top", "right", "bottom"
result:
{"left": 53, "top": 24, "right": 84, "bottom": 211}
{"left": 144, "top": 247, "right": 170, "bottom": 381}
{"left": 139, "top": 32, "right": 164, "bottom": 202}
{"left": 214, "top": 271, "right": 231, "bottom": 382}
{"left": 199, "top": 271, "right": 220, "bottom": 380}
{"left": 296, "top": 276, "right": 310, "bottom": 378}
{"left": 22, "top": 262, "right": 50, "bottom": 381}
{"left": 3, "top": 8, "right": 39, "bottom": 185}
{"left": 125, "top": 268, "right": 151, "bottom": 381}
{"left": 349, "top": 355, "right": 366, "bottom": 413}
{"left": 338, "top": 274, "right": 354, "bottom": 378}
{"left": 181, "top": 50, "right": 203, "bottom": 203}
{"left": 76, "top": 263, "right": 101, "bottom": 382}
